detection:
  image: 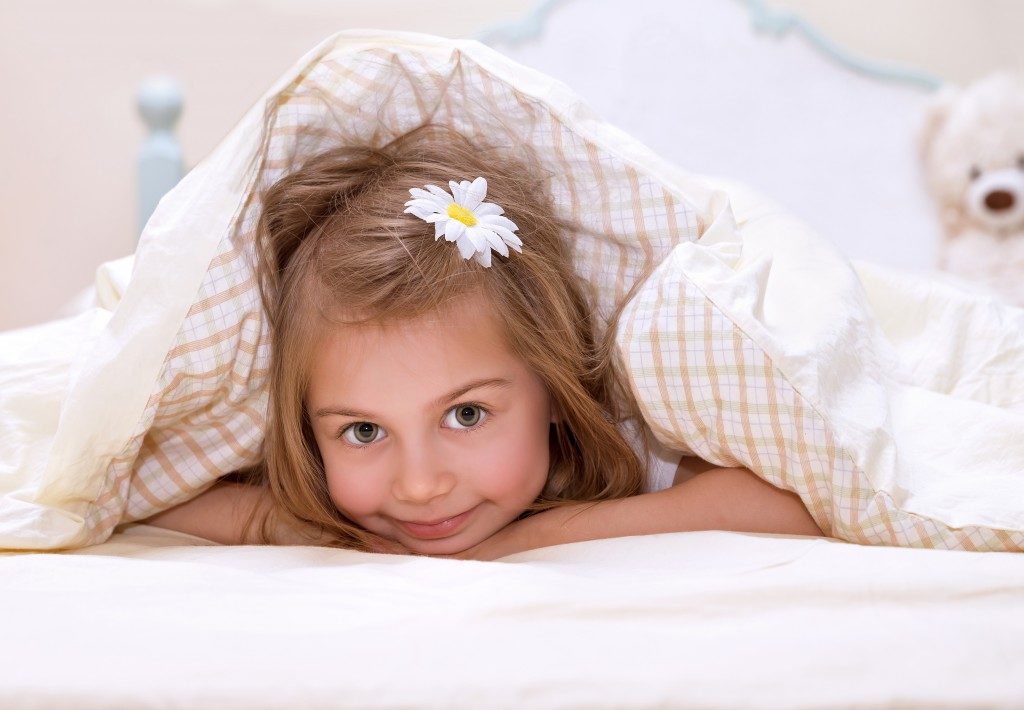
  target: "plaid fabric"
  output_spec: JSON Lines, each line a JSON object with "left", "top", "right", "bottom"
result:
{"left": 619, "top": 257, "right": 1024, "bottom": 550}
{"left": 79, "top": 36, "right": 1021, "bottom": 552}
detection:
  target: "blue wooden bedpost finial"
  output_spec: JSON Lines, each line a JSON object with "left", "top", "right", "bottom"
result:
{"left": 136, "top": 76, "right": 184, "bottom": 238}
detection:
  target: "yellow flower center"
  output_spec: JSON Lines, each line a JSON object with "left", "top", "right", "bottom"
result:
{"left": 446, "top": 202, "right": 477, "bottom": 227}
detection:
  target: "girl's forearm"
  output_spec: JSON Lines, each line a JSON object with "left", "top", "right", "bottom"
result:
{"left": 543, "top": 467, "right": 822, "bottom": 546}
{"left": 462, "top": 467, "right": 824, "bottom": 560}
{"left": 518, "top": 487, "right": 714, "bottom": 553}
{"left": 141, "top": 481, "right": 270, "bottom": 544}
{"left": 141, "top": 481, "right": 329, "bottom": 546}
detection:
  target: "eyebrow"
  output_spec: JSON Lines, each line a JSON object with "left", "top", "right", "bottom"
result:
{"left": 313, "top": 377, "right": 514, "bottom": 419}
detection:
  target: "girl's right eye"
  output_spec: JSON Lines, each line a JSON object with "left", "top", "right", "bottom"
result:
{"left": 339, "top": 422, "right": 385, "bottom": 447}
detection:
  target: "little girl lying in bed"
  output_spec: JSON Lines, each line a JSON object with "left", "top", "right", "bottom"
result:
{"left": 143, "top": 123, "right": 822, "bottom": 560}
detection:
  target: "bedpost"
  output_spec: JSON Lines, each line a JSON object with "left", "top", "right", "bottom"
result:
{"left": 137, "top": 76, "right": 184, "bottom": 238}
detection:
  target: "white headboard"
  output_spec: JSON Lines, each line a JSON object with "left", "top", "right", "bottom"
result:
{"left": 482, "top": 0, "right": 945, "bottom": 271}
{"left": 138, "top": 0, "right": 944, "bottom": 271}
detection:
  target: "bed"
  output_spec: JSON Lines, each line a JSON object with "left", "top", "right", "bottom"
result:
{"left": 3, "top": 1, "right": 1024, "bottom": 708}
{"left": 6, "top": 526, "right": 1024, "bottom": 707}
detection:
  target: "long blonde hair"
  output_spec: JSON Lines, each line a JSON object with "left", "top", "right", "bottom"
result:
{"left": 239, "top": 123, "right": 655, "bottom": 550}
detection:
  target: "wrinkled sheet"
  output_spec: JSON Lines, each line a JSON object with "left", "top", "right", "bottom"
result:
{"left": 1, "top": 526, "right": 1022, "bottom": 708}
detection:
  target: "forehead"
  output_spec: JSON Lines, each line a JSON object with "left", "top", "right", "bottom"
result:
{"left": 308, "top": 295, "right": 526, "bottom": 400}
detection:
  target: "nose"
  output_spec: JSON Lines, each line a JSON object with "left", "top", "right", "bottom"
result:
{"left": 985, "top": 190, "right": 1016, "bottom": 211}
{"left": 391, "top": 441, "right": 457, "bottom": 504}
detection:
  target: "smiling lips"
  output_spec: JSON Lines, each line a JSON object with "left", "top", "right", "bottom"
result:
{"left": 396, "top": 505, "right": 478, "bottom": 539}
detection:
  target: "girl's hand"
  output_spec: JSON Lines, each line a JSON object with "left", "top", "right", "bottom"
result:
{"left": 444, "top": 505, "right": 588, "bottom": 561}
{"left": 442, "top": 519, "right": 535, "bottom": 561}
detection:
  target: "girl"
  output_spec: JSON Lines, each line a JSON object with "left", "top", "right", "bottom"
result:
{"left": 143, "top": 124, "right": 822, "bottom": 559}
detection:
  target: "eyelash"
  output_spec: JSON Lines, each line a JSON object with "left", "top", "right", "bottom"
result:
{"left": 334, "top": 403, "right": 493, "bottom": 449}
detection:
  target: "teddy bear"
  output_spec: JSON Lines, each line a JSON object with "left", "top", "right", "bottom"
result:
{"left": 919, "top": 72, "right": 1024, "bottom": 307}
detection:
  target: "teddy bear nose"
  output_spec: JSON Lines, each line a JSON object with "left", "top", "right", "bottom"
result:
{"left": 984, "top": 190, "right": 1016, "bottom": 211}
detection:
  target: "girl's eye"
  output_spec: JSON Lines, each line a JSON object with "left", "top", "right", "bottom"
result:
{"left": 337, "top": 404, "right": 490, "bottom": 448}
{"left": 444, "top": 404, "right": 488, "bottom": 430}
{"left": 341, "top": 421, "right": 384, "bottom": 446}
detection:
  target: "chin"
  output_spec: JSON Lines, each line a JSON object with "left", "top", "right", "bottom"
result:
{"left": 399, "top": 531, "right": 478, "bottom": 556}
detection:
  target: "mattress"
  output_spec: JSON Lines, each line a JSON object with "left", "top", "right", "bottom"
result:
{"left": 2, "top": 525, "right": 1022, "bottom": 708}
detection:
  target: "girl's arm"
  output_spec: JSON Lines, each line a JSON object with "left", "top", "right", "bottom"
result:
{"left": 453, "top": 464, "right": 824, "bottom": 561}
{"left": 140, "top": 481, "right": 330, "bottom": 546}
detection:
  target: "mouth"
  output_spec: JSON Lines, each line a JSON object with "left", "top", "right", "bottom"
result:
{"left": 395, "top": 505, "right": 479, "bottom": 540}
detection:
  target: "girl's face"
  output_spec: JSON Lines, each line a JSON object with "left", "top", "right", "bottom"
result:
{"left": 306, "top": 295, "right": 554, "bottom": 555}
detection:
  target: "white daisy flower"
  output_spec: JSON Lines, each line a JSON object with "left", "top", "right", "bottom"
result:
{"left": 403, "top": 177, "right": 523, "bottom": 268}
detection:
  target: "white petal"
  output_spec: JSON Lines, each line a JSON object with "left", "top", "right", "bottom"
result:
{"left": 478, "top": 214, "right": 518, "bottom": 232}
{"left": 403, "top": 205, "right": 436, "bottom": 220}
{"left": 463, "top": 177, "right": 488, "bottom": 210}
{"left": 455, "top": 233, "right": 477, "bottom": 260}
{"left": 474, "top": 249, "right": 492, "bottom": 268}
{"left": 404, "top": 198, "right": 443, "bottom": 213}
{"left": 424, "top": 213, "right": 448, "bottom": 223}
{"left": 491, "top": 225, "right": 523, "bottom": 252}
{"left": 426, "top": 184, "right": 454, "bottom": 203}
{"left": 408, "top": 187, "right": 434, "bottom": 200}
{"left": 474, "top": 202, "right": 503, "bottom": 217}
{"left": 434, "top": 221, "right": 445, "bottom": 239}
{"left": 409, "top": 188, "right": 450, "bottom": 209}
{"left": 449, "top": 180, "right": 467, "bottom": 205}
{"left": 444, "top": 218, "right": 466, "bottom": 243}
{"left": 479, "top": 227, "right": 510, "bottom": 258}
{"left": 464, "top": 226, "right": 488, "bottom": 253}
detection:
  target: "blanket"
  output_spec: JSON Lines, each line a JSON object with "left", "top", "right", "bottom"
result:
{"left": 1, "top": 30, "right": 1022, "bottom": 551}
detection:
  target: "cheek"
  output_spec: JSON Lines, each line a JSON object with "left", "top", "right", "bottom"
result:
{"left": 474, "top": 421, "right": 550, "bottom": 504}
{"left": 322, "top": 457, "right": 386, "bottom": 519}
{"left": 313, "top": 429, "right": 385, "bottom": 518}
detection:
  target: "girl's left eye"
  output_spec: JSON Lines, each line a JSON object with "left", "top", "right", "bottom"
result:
{"left": 443, "top": 403, "right": 489, "bottom": 431}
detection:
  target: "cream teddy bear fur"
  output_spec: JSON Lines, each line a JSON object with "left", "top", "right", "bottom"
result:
{"left": 920, "top": 73, "right": 1024, "bottom": 306}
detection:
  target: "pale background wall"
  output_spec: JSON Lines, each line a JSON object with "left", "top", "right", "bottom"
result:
{"left": 1, "top": 0, "right": 1022, "bottom": 331}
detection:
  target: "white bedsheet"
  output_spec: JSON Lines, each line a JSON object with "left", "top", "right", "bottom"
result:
{"left": 2, "top": 525, "right": 1022, "bottom": 708}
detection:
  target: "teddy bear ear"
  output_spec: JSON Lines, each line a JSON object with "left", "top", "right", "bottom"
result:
{"left": 918, "top": 82, "right": 960, "bottom": 166}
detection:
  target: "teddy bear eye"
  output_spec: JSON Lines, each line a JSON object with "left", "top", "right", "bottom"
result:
{"left": 969, "top": 165, "right": 982, "bottom": 180}
{"left": 1017, "top": 154, "right": 1024, "bottom": 170}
